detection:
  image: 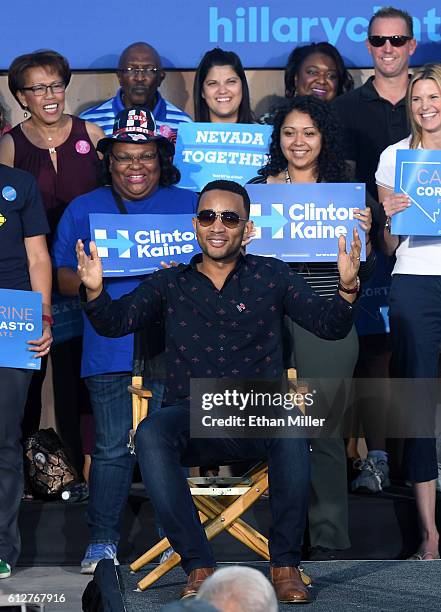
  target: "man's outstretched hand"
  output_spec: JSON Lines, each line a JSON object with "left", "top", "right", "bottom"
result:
{"left": 76, "top": 239, "right": 103, "bottom": 301}
{"left": 337, "top": 227, "right": 361, "bottom": 297}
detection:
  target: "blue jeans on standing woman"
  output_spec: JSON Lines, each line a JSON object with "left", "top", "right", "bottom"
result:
{"left": 85, "top": 373, "right": 164, "bottom": 544}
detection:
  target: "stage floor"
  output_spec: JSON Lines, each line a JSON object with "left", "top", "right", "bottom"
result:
{"left": 3, "top": 560, "right": 440, "bottom": 611}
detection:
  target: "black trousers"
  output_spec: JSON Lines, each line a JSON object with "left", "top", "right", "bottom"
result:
{"left": 0, "top": 367, "right": 32, "bottom": 566}
{"left": 389, "top": 274, "right": 441, "bottom": 482}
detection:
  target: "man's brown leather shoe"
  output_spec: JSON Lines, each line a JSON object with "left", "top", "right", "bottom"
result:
{"left": 180, "top": 567, "right": 215, "bottom": 599}
{"left": 270, "top": 566, "right": 311, "bottom": 604}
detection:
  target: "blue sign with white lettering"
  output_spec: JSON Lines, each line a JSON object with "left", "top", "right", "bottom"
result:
{"left": 246, "top": 183, "right": 366, "bottom": 261}
{"left": 175, "top": 123, "right": 272, "bottom": 192}
{"left": 1, "top": 1, "right": 439, "bottom": 69}
{"left": 0, "top": 288, "right": 42, "bottom": 369}
{"left": 355, "top": 251, "right": 393, "bottom": 336}
{"left": 51, "top": 294, "right": 83, "bottom": 345}
{"left": 393, "top": 149, "right": 441, "bottom": 236}
{"left": 89, "top": 213, "right": 199, "bottom": 277}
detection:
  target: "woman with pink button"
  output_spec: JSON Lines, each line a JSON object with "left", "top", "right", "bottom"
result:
{"left": 0, "top": 50, "right": 104, "bottom": 485}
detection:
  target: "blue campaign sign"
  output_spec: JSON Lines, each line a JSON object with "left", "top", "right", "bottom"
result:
{"left": 0, "top": 288, "right": 42, "bottom": 370}
{"left": 246, "top": 183, "right": 366, "bottom": 262}
{"left": 354, "top": 251, "right": 393, "bottom": 336}
{"left": 393, "top": 149, "right": 441, "bottom": 236}
{"left": 51, "top": 294, "right": 84, "bottom": 345}
{"left": 175, "top": 123, "right": 272, "bottom": 192}
{"left": 89, "top": 213, "right": 199, "bottom": 277}
{"left": 0, "top": 1, "right": 439, "bottom": 69}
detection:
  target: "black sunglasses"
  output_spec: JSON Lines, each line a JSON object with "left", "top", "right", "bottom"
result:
{"left": 196, "top": 209, "right": 248, "bottom": 229}
{"left": 368, "top": 35, "right": 411, "bottom": 47}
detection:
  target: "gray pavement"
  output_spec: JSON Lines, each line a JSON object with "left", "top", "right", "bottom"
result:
{"left": 0, "top": 566, "right": 90, "bottom": 611}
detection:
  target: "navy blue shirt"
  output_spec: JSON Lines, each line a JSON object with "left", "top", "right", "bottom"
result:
{"left": 83, "top": 253, "right": 354, "bottom": 403}
{"left": 0, "top": 164, "right": 49, "bottom": 291}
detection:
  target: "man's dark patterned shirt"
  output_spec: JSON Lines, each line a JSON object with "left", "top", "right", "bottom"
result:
{"left": 83, "top": 254, "right": 354, "bottom": 404}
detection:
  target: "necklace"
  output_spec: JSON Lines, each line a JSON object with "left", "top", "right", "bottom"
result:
{"left": 30, "top": 116, "right": 70, "bottom": 155}
{"left": 285, "top": 168, "right": 291, "bottom": 183}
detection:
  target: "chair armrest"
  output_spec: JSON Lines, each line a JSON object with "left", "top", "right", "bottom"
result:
{"left": 128, "top": 385, "right": 153, "bottom": 399}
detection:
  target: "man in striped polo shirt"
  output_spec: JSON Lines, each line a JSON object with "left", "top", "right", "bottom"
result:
{"left": 80, "top": 42, "right": 191, "bottom": 139}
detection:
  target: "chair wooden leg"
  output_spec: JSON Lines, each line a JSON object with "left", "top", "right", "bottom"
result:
{"left": 130, "top": 511, "right": 209, "bottom": 572}
{"left": 193, "top": 496, "right": 269, "bottom": 559}
{"left": 135, "top": 479, "right": 268, "bottom": 592}
{"left": 130, "top": 538, "right": 172, "bottom": 572}
{"left": 136, "top": 552, "right": 182, "bottom": 590}
{"left": 201, "top": 473, "right": 269, "bottom": 541}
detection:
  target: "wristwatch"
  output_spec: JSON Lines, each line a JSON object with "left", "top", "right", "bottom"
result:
{"left": 338, "top": 277, "right": 360, "bottom": 294}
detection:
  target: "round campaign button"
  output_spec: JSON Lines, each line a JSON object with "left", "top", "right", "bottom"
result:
{"left": 75, "top": 140, "right": 91, "bottom": 155}
{"left": 2, "top": 186, "right": 17, "bottom": 201}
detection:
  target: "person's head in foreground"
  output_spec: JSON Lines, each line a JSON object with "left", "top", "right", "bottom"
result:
{"left": 284, "top": 41, "right": 353, "bottom": 102}
{"left": 193, "top": 180, "right": 253, "bottom": 263}
{"left": 406, "top": 63, "right": 441, "bottom": 148}
{"left": 196, "top": 566, "right": 278, "bottom": 612}
{"left": 193, "top": 48, "right": 254, "bottom": 124}
{"left": 259, "top": 95, "right": 347, "bottom": 183}
{"left": 97, "top": 106, "right": 179, "bottom": 200}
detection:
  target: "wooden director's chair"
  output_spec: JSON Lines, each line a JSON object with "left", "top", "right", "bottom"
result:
{"left": 127, "top": 363, "right": 311, "bottom": 592}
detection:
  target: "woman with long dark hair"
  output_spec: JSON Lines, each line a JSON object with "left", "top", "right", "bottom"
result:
{"left": 193, "top": 48, "right": 254, "bottom": 124}
{"left": 251, "top": 96, "right": 374, "bottom": 558}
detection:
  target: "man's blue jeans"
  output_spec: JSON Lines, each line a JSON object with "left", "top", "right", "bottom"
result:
{"left": 85, "top": 373, "right": 164, "bottom": 543}
{"left": 135, "top": 402, "right": 310, "bottom": 574}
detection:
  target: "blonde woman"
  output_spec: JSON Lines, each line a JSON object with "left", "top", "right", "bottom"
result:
{"left": 376, "top": 63, "right": 441, "bottom": 560}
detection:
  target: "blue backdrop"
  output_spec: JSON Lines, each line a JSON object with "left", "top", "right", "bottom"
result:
{"left": 0, "top": 1, "right": 439, "bottom": 69}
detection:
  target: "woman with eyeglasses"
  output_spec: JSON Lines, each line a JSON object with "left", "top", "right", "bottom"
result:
{"left": 0, "top": 50, "right": 105, "bottom": 487}
{"left": 52, "top": 107, "right": 197, "bottom": 573}
{"left": 250, "top": 96, "right": 375, "bottom": 559}
{"left": 376, "top": 63, "right": 441, "bottom": 561}
{"left": 0, "top": 49, "right": 104, "bottom": 234}
{"left": 193, "top": 48, "right": 254, "bottom": 124}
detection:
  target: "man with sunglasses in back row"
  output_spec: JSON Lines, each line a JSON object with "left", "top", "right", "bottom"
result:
{"left": 80, "top": 42, "right": 192, "bottom": 138}
{"left": 77, "top": 177, "right": 362, "bottom": 603}
{"left": 333, "top": 6, "right": 416, "bottom": 203}
{"left": 333, "top": 6, "right": 416, "bottom": 494}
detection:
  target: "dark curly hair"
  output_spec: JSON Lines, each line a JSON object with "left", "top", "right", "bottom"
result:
{"left": 259, "top": 96, "right": 348, "bottom": 183}
{"left": 101, "top": 139, "right": 181, "bottom": 187}
{"left": 284, "top": 42, "right": 353, "bottom": 100}
{"left": 193, "top": 47, "right": 254, "bottom": 123}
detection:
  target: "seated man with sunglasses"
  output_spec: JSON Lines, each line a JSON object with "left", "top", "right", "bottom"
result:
{"left": 52, "top": 106, "right": 197, "bottom": 574}
{"left": 76, "top": 178, "right": 362, "bottom": 603}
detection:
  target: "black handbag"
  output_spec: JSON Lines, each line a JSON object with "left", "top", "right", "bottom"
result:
{"left": 23, "top": 428, "right": 79, "bottom": 499}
